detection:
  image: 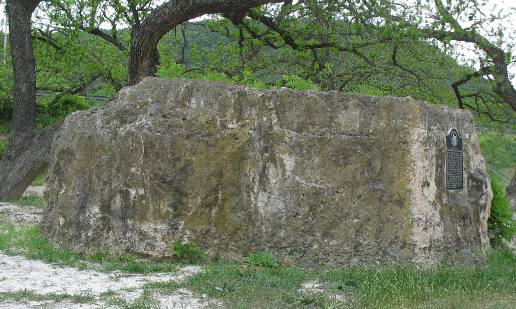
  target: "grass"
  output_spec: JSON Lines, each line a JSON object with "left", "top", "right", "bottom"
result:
{"left": 322, "top": 249, "right": 516, "bottom": 308}
{"left": 166, "top": 250, "right": 515, "bottom": 309}
{"left": 0, "top": 291, "right": 66, "bottom": 303}
{"left": 0, "top": 121, "right": 7, "bottom": 159}
{"left": 0, "top": 290, "right": 94, "bottom": 305}
{"left": 10, "top": 196, "right": 46, "bottom": 208}
{"left": 181, "top": 260, "right": 311, "bottom": 308}
{"left": 0, "top": 211, "right": 515, "bottom": 308}
{"left": 31, "top": 170, "right": 47, "bottom": 186}
{"left": 0, "top": 216, "right": 178, "bottom": 274}
{"left": 106, "top": 288, "right": 162, "bottom": 309}
{"left": 171, "top": 241, "right": 208, "bottom": 263}
{"left": 489, "top": 176, "right": 516, "bottom": 247}
{"left": 0, "top": 139, "right": 6, "bottom": 160}
{"left": 0, "top": 120, "right": 9, "bottom": 132}
{"left": 247, "top": 251, "right": 281, "bottom": 268}
{"left": 478, "top": 130, "right": 516, "bottom": 188}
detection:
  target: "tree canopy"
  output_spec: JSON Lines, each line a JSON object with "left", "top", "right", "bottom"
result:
{"left": 0, "top": 0, "right": 514, "bottom": 199}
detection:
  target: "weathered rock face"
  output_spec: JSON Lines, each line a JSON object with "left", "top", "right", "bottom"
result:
{"left": 41, "top": 78, "right": 492, "bottom": 266}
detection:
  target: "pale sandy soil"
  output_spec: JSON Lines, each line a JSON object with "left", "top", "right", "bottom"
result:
{"left": 22, "top": 186, "right": 45, "bottom": 199}
{"left": 297, "top": 280, "right": 347, "bottom": 304}
{"left": 0, "top": 202, "right": 43, "bottom": 224}
{"left": 0, "top": 203, "right": 221, "bottom": 308}
{"left": 0, "top": 252, "right": 216, "bottom": 308}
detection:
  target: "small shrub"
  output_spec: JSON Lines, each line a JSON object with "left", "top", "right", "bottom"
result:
{"left": 10, "top": 197, "right": 46, "bottom": 208}
{"left": 157, "top": 62, "right": 186, "bottom": 78}
{"left": 50, "top": 94, "right": 90, "bottom": 119}
{"left": 0, "top": 99, "right": 13, "bottom": 121}
{"left": 238, "top": 70, "right": 268, "bottom": 89}
{"left": 282, "top": 74, "right": 320, "bottom": 91}
{"left": 171, "top": 241, "right": 207, "bottom": 263}
{"left": 32, "top": 170, "right": 47, "bottom": 186}
{"left": 0, "top": 120, "right": 10, "bottom": 134}
{"left": 37, "top": 95, "right": 90, "bottom": 126}
{"left": 488, "top": 176, "right": 515, "bottom": 248}
{"left": 247, "top": 251, "right": 280, "bottom": 268}
{"left": 197, "top": 71, "right": 232, "bottom": 83}
{"left": 478, "top": 131, "right": 516, "bottom": 186}
{"left": 0, "top": 140, "right": 7, "bottom": 159}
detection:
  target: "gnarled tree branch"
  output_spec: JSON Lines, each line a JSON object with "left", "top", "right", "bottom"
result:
{"left": 128, "top": 0, "right": 285, "bottom": 85}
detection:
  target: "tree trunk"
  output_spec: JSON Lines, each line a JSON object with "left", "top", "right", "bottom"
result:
{"left": 0, "top": 0, "right": 44, "bottom": 201}
{"left": 0, "top": 124, "right": 59, "bottom": 200}
{"left": 128, "top": 0, "right": 283, "bottom": 85}
{"left": 420, "top": 1, "right": 516, "bottom": 113}
{"left": 5, "top": 0, "right": 39, "bottom": 153}
{"left": 491, "top": 51, "right": 516, "bottom": 112}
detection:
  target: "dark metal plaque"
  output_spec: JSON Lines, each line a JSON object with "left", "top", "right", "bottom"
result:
{"left": 445, "top": 128, "right": 463, "bottom": 190}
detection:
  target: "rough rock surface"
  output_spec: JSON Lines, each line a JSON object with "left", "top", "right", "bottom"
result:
{"left": 41, "top": 78, "right": 492, "bottom": 266}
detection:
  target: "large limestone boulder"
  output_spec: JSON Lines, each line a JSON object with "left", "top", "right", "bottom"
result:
{"left": 41, "top": 78, "right": 492, "bottom": 266}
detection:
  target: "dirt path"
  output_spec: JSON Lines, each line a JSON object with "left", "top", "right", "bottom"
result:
{"left": 22, "top": 186, "right": 45, "bottom": 199}
{"left": 0, "top": 203, "right": 221, "bottom": 308}
{"left": 0, "top": 202, "right": 43, "bottom": 224}
{"left": 0, "top": 253, "right": 216, "bottom": 308}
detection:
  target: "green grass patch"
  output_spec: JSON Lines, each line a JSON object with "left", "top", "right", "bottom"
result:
{"left": 178, "top": 250, "right": 516, "bottom": 308}
{"left": 10, "top": 197, "right": 46, "bottom": 208}
{"left": 171, "top": 241, "right": 207, "bottom": 263}
{"left": 0, "top": 291, "right": 95, "bottom": 306}
{"left": 0, "top": 290, "right": 70, "bottom": 304}
{"left": 0, "top": 121, "right": 8, "bottom": 159}
{"left": 247, "top": 251, "right": 281, "bottom": 268}
{"left": 0, "top": 215, "right": 514, "bottom": 308}
{"left": 31, "top": 170, "right": 47, "bottom": 186}
{"left": 0, "top": 139, "right": 6, "bottom": 160}
{"left": 0, "top": 216, "right": 178, "bottom": 274}
{"left": 0, "top": 121, "right": 9, "bottom": 134}
{"left": 182, "top": 260, "right": 311, "bottom": 308}
{"left": 489, "top": 176, "right": 516, "bottom": 247}
{"left": 479, "top": 130, "right": 516, "bottom": 188}
{"left": 323, "top": 249, "right": 516, "bottom": 308}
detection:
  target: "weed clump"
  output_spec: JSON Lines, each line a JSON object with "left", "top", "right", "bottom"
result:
{"left": 488, "top": 176, "right": 515, "bottom": 248}
{"left": 171, "top": 241, "right": 207, "bottom": 263}
{"left": 247, "top": 251, "right": 280, "bottom": 268}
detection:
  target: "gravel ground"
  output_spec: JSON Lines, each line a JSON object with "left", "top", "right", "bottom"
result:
{"left": 0, "top": 203, "right": 43, "bottom": 225}
{"left": 22, "top": 186, "right": 45, "bottom": 199}
{"left": 0, "top": 203, "right": 221, "bottom": 308}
